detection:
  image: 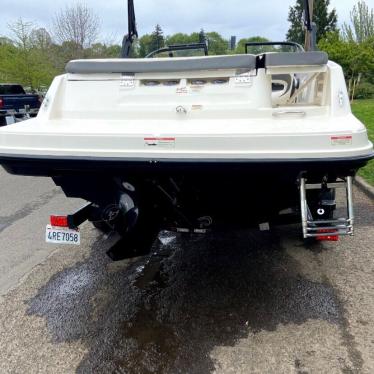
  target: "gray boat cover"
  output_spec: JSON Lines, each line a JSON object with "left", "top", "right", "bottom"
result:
{"left": 66, "top": 52, "right": 328, "bottom": 74}
{"left": 66, "top": 55, "right": 257, "bottom": 74}
{"left": 265, "top": 52, "right": 328, "bottom": 67}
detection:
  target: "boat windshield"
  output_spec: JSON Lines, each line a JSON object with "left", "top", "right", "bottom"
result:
{"left": 146, "top": 43, "right": 208, "bottom": 58}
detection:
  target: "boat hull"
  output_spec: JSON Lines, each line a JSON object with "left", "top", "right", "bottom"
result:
{"left": 0, "top": 153, "right": 371, "bottom": 176}
{"left": 1, "top": 153, "right": 372, "bottom": 229}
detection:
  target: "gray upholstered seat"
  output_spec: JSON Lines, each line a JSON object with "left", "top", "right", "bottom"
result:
{"left": 264, "top": 51, "right": 328, "bottom": 67}
{"left": 66, "top": 55, "right": 257, "bottom": 74}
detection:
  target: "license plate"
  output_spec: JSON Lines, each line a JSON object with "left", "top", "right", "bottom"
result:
{"left": 45, "top": 225, "right": 80, "bottom": 245}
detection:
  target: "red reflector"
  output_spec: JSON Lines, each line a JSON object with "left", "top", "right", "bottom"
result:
{"left": 0, "top": 98, "right": 3, "bottom": 109}
{"left": 316, "top": 229, "right": 339, "bottom": 242}
{"left": 50, "top": 215, "right": 69, "bottom": 227}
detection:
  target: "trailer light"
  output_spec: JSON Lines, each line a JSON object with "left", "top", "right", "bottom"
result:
{"left": 50, "top": 215, "right": 69, "bottom": 227}
{"left": 316, "top": 229, "right": 339, "bottom": 242}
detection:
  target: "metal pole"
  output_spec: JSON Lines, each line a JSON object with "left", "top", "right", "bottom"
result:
{"left": 300, "top": 178, "right": 308, "bottom": 238}
{"left": 346, "top": 176, "right": 355, "bottom": 235}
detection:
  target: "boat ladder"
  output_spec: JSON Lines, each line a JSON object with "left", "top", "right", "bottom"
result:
{"left": 299, "top": 176, "right": 354, "bottom": 240}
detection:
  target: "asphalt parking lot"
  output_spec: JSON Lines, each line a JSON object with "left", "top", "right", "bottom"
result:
{"left": 0, "top": 167, "right": 373, "bottom": 374}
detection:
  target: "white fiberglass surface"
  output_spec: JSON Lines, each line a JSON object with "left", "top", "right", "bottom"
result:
{"left": 0, "top": 115, "right": 372, "bottom": 160}
{"left": 0, "top": 60, "right": 372, "bottom": 160}
{"left": 56, "top": 80, "right": 271, "bottom": 121}
{"left": 0, "top": 114, "right": 367, "bottom": 136}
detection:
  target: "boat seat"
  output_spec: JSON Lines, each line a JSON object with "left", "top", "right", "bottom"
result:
{"left": 264, "top": 51, "right": 328, "bottom": 67}
{"left": 66, "top": 55, "right": 257, "bottom": 74}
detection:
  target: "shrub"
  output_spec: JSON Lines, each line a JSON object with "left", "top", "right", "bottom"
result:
{"left": 354, "top": 82, "right": 374, "bottom": 99}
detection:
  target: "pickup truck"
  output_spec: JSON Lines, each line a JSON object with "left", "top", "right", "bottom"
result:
{"left": 0, "top": 84, "right": 41, "bottom": 126}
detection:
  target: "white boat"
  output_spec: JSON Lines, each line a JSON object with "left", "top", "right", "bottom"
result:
{"left": 0, "top": 1, "right": 372, "bottom": 255}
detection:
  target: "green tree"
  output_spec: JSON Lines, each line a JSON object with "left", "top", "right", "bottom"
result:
{"left": 342, "top": 1, "right": 374, "bottom": 43}
{"left": 0, "top": 43, "right": 17, "bottom": 82}
{"left": 85, "top": 43, "right": 122, "bottom": 58}
{"left": 2, "top": 19, "right": 58, "bottom": 90}
{"left": 190, "top": 32, "right": 201, "bottom": 44}
{"left": 286, "top": 0, "right": 337, "bottom": 45}
{"left": 321, "top": 1, "right": 374, "bottom": 99}
{"left": 166, "top": 33, "right": 194, "bottom": 46}
{"left": 318, "top": 32, "right": 374, "bottom": 99}
{"left": 205, "top": 32, "right": 228, "bottom": 55}
{"left": 149, "top": 24, "right": 165, "bottom": 53}
{"left": 235, "top": 36, "right": 269, "bottom": 54}
{"left": 57, "top": 40, "right": 83, "bottom": 62}
{"left": 199, "top": 29, "right": 207, "bottom": 44}
{"left": 138, "top": 34, "right": 152, "bottom": 57}
{"left": 166, "top": 32, "right": 206, "bottom": 56}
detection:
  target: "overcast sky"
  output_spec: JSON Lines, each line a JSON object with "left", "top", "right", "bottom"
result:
{"left": 0, "top": 0, "right": 365, "bottom": 43}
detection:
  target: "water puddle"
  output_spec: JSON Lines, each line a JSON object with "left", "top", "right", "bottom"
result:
{"left": 26, "top": 230, "right": 344, "bottom": 373}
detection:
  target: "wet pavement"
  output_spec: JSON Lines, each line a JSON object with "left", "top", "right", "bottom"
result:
{"left": 0, "top": 168, "right": 373, "bottom": 373}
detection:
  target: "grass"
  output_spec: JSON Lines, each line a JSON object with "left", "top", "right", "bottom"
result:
{"left": 351, "top": 99, "right": 374, "bottom": 185}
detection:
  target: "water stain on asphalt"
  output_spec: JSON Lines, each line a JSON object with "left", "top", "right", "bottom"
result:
{"left": 27, "top": 230, "right": 344, "bottom": 373}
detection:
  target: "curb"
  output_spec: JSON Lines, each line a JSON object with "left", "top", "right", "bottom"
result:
{"left": 354, "top": 176, "right": 374, "bottom": 200}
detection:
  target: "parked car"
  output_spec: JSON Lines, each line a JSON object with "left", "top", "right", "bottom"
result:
{"left": 0, "top": 84, "right": 41, "bottom": 126}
